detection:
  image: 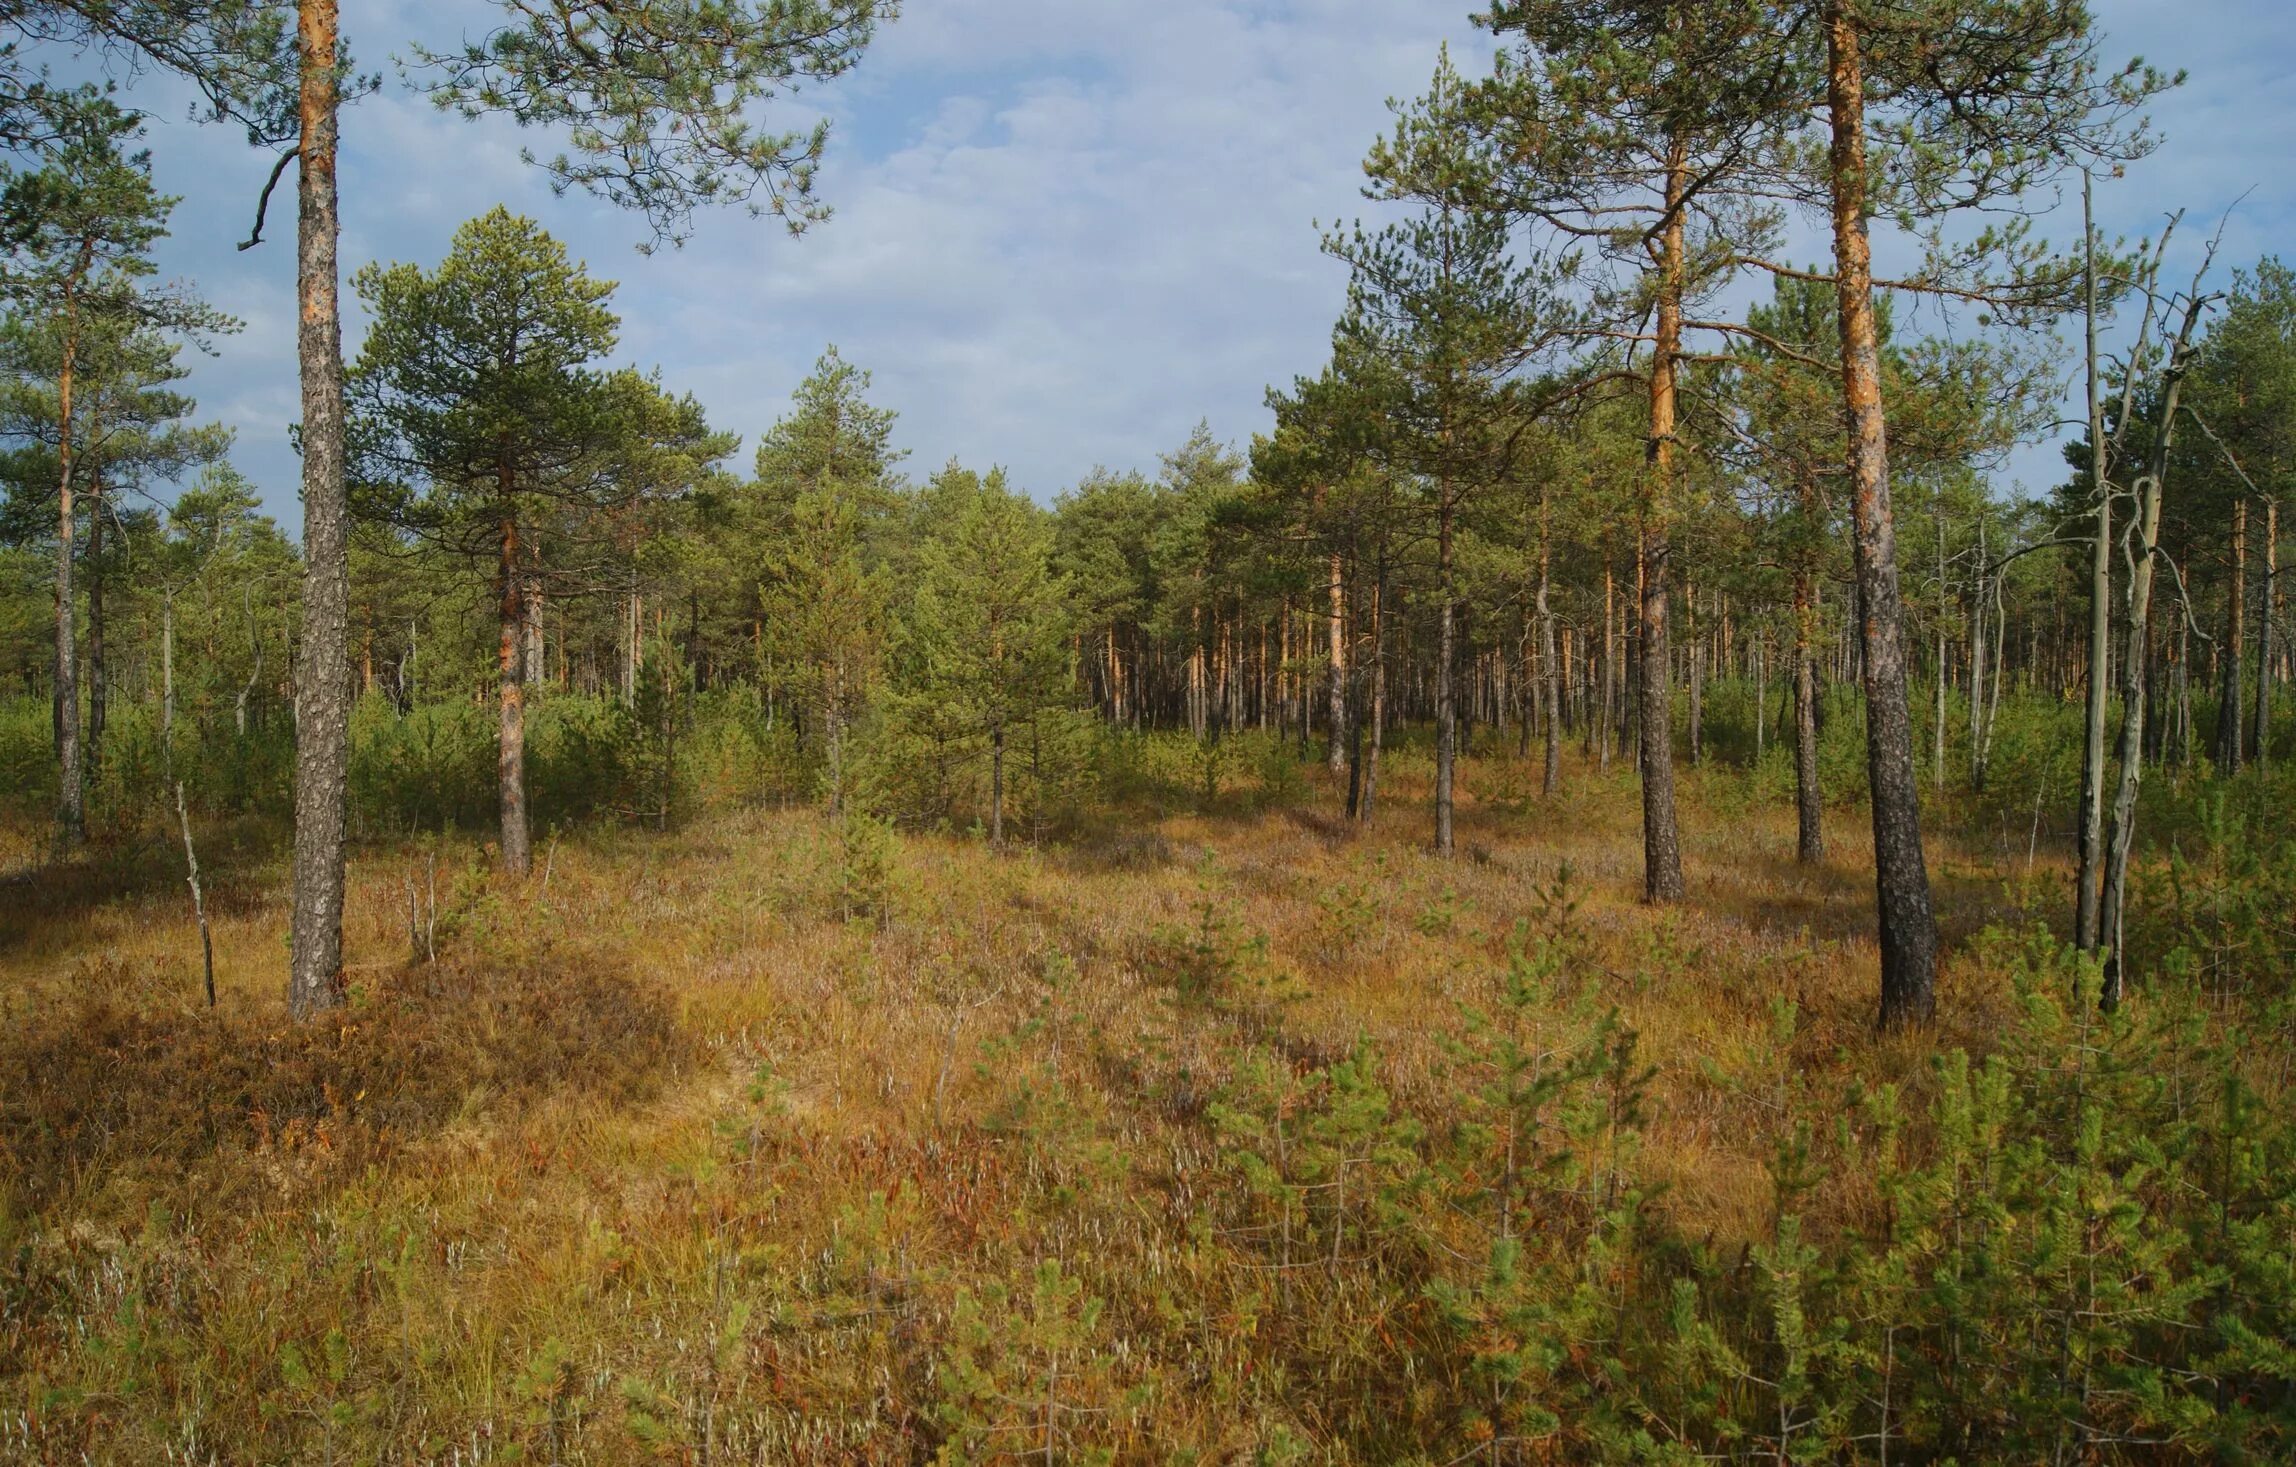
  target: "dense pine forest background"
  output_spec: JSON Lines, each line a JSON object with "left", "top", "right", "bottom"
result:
{"left": 0, "top": 1, "right": 2291, "bottom": 1463}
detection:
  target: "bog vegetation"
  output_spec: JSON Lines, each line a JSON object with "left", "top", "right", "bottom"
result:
{"left": 0, "top": 1, "right": 2292, "bottom": 1463}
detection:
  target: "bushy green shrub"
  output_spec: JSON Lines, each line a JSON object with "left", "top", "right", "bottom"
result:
{"left": 350, "top": 694, "right": 493, "bottom": 833}
{"left": 1614, "top": 930, "right": 2296, "bottom": 1463}
{"left": 0, "top": 694, "right": 60, "bottom": 817}
{"left": 2130, "top": 779, "right": 2296, "bottom": 1005}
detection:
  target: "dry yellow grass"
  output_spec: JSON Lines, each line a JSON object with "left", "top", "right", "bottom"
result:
{"left": 0, "top": 749, "right": 2060, "bottom": 1462}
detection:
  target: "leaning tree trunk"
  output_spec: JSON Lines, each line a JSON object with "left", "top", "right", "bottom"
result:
{"left": 1826, "top": 5, "right": 1938, "bottom": 1029}
{"left": 497, "top": 512, "right": 531, "bottom": 877}
{"left": 52, "top": 314, "right": 82, "bottom": 847}
{"left": 288, "top": 0, "right": 350, "bottom": 1019}
{"left": 1637, "top": 147, "right": 1689, "bottom": 902}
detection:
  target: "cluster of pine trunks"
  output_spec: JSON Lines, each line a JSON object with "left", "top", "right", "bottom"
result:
{"left": 1061, "top": 547, "right": 2288, "bottom": 775}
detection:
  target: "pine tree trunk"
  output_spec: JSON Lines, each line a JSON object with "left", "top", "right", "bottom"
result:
{"left": 1794, "top": 565, "right": 1825, "bottom": 864}
{"left": 1638, "top": 155, "right": 1688, "bottom": 902}
{"left": 162, "top": 589, "right": 176, "bottom": 761}
{"left": 498, "top": 516, "right": 531, "bottom": 877}
{"left": 87, "top": 466, "right": 108, "bottom": 771}
{"left": 52, "top": 317, "right": 82, "bottom": 847}
{"left": 1435, "top": 495, "right": 1458, "bottom": 855}
{"left": 2253, "top": 497, "right": 2277, "bottom": 768}
{"left": 288, "top": 0, "right": 350, "bottom": 1016}
{"left": 1364, "top": 573, "right": 1386, "bottom": 822}
{"left": 990, "top": 724, "right": 1005, "bottom": 847}
{"left": 1969, "top": 522, "right": 1990, "bottom": 789}
{"left": 623, "top": 590, "right": 642, "bottom": 705}
{"left": 2075, "top": 179, "right": 2113, "bottom": 953}
{"left": 1600, "top": 564, "right": 1615, "bottom": 774}
{"left": 1326, "top": 549, "right": 1347, "bottom": 774}
{"left": 1539, "top": 505, "right": 1560, "bottom": 797}
{"left": 2216, "top": 498, "right": 2247, "bottom": 773}
{"left": 524, "top": 570, "right": 546, "bottom": 689}
{"left": 1827, "top": 6, "right": 1938, "bottom": 1027}
{"left": 2174, "top": 617, "right": 2191, "bottom": 766}
{"left": 1688, "top": 586, "right": 1705, "bottom": 768}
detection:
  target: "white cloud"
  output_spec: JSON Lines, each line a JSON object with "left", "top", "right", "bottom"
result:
{"left": 77, "top": 0, "right": 2296, "bottom": 524}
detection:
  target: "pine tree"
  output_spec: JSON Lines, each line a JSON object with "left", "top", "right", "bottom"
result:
{"left": 751, "top": 349, "right": 904, "bottom": 814}
{"left": 0, "top": 112, "right": 232, "bottom": 846}
{"left": 905, "top": 473, "right": 1071, "bottom": 846}
{"left": 348, "top": 209, "right": 730, "bottom": 875}
{"left": 1333, "top": 53, "right": 1568, "bottom": 854}
{"left": 287, "top": 0, "right": 897, "bottom": 1015}
{"left": 1463, "top": 1, "right": 1808, "bottom": 899}
{"left": 1778, "top": 0, "right": 2170, "bottom": 1027}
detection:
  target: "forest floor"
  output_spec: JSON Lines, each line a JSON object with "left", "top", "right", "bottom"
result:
{"left": 0, "top": 750, "right": 2083, "bottom": 1462}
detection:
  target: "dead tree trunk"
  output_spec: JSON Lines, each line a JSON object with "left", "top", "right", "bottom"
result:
{"left": 2099, "top": 285, "right": 2208, "bottom": 1003}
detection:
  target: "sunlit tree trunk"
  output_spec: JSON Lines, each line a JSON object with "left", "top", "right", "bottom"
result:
{"left": 289, "top": 0, "right": 350, "bottom": 1018}
{"left": 1826, "top": 5, "right": 1938, "bottom": 1027}
{"left": 1637, "top": 146, "right": 1688, "bottom": 901}
{"left": 498, "top": 513, "right": 531, "bottom": 877}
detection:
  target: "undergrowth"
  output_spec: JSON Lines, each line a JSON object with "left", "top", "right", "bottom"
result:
{"left": 0, "top": 744, "right": 2288, "bottom": 1463}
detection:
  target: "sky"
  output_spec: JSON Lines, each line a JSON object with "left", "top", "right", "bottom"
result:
{"left": 59, "top": 0, "right": 2296, "bottom": 527}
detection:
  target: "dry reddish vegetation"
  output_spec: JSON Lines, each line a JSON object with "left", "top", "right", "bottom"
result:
{"left": 0, "top": 753, "right": 2282, "bottom": 1463}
